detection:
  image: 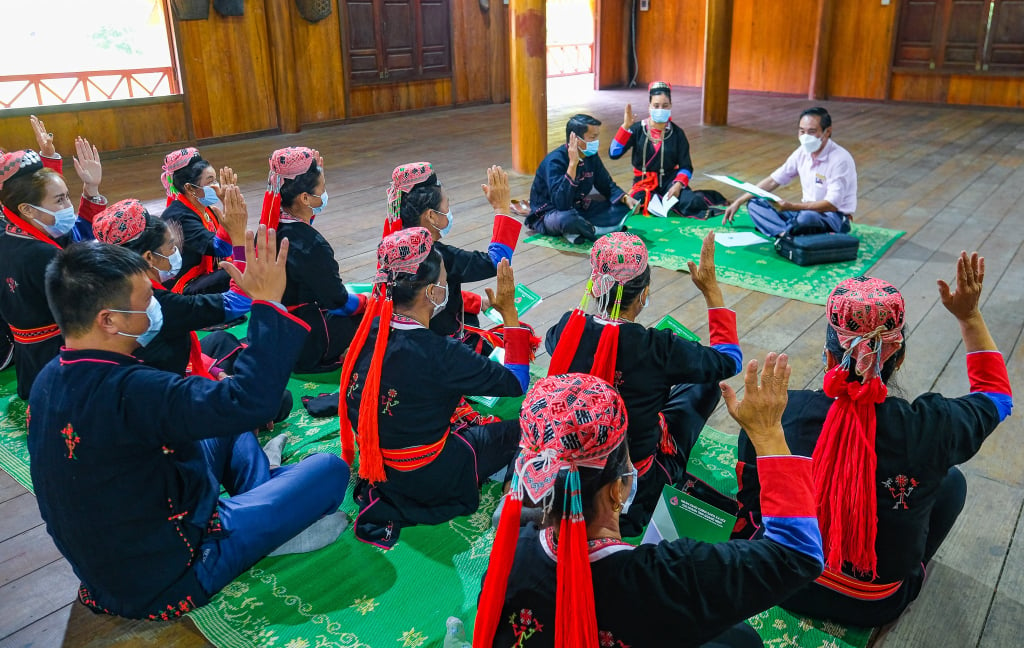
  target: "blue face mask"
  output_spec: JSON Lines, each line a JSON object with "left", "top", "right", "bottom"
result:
{"left": 583, "top": 139, "right": 601, "bottom": 157}
{"left": 437, "top": 207, "right": 453, "bottom": 238}
{"left": 198, "top": 184, "right": 219, "bottom": 207}
{"left": 111, "top": 296, "right": 164, "bottom": 347}
{"left": 620, "top": 467, "right": 639, "bottom": 515}
{"left": 31, "top": 205, "right": 77, "bottom": 238}
{"left": 650, "top": 108, "right": 671, "bottom": 123}
{"left": 311, "top": 191, "right": 329, "bottom": 217}
{"left": 152, "top": 247, "right": 182, "bottom": 283}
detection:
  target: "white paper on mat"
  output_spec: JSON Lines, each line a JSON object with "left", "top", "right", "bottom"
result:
{"left": 705, "top": 173, "right": 784, "bottom": 203}
{"left": 715, "top": 231, "right": 771, "bottom": 247}
{"left": 648, "top": 193, "right": 679, "bottom": 218}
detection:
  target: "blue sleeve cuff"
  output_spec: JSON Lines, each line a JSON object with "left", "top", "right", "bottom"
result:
{"left": 505, "top": 363, "right": 530, "bottom": 394}
{"left": 222, "top": 291, "right": 253, "bottom": 320}
{"left": 327, "top": 292, "right": 362, "bottom": 317}
{"left": 978, "top": 392, "right": 1013, "bottom": 421}
{"left": 712, "top": 343, "right": 743, "bottom": 375}
{"left": 763, "top": 516, "right": 824, "bottom": 568}
{"left": 213, "top": 236, "right": 233, "bottom": 258}
{"left": 609, "top": 140, "right": 626, "bottom": 158}
{"left": 487, "top": 242, "right": 514, "bottom": 267}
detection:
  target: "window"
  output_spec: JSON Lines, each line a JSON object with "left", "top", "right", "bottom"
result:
{"left": 0, "top": 0, "right": 179, "bottom": 110}
{"left": 342, "top": 0, "right": 452, "bottom": 86}
{"left": 893, "top": 0, "right": 1024, "bottom": 73}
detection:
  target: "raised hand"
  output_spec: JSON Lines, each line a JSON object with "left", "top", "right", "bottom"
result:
{"left": 72, "top": 137, "right": 102, "bottom": 196}
{"left": 217, "top": 184, "right": 250, "bottom": 245}
{"left": 220, "top": 225, "right": 289, "bottom": 303}
{"left": 484, "top": 259, "right": 519, "bottom": 328}
{"left": 686, "top": 230, "right": 724, "bottom": 308}
{"left": 214, "top": 166, "right": 238, "bottom": 201}
{"left": 481, "top": 165, "right": 512, "bottom": 214}
{"left": 622, "top": 103, "right": 635, "bottom": 130}
{"left": 30, "top": 115, "right": 56, "bottom": 158}
{"left": 938, "top": 251, "right": 984, "bottom": 322}
{"left": 567, "top": 132, "right": 581, "bottom": 171}
{"left": 721, "top": 352, "right": 792, "bottom": 456}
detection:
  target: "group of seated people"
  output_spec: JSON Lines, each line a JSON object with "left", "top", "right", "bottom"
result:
{"left": 0, "top": 103, "right": 1013, "bottom": 647}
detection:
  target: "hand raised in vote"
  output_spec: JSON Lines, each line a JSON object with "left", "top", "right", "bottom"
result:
{"left": 622, "top": 103, "right": 636, "bottom": 130}
{"left": 30, "top": 115, "right": 56, "bottom": 158}
{"left": 216, "top": 184, "right": 249, "bottom": 245}
{"left": 220, "top": 225, "right": 289, "bottom": 304}
{"left": 938, "top": 251, "right": 984, "bottom": 323}
{"left": 721, "top": 352, "right": 792, "bottom": 457}
{"left": 566, "top": 132, "right": 582, "bottom": 170}
{"left": 482, "top": 165, "right": 512, "bottom": 214}
{"left": 73, "top": 137, "right": 102, "bottom": 196}
{"left": 485, "top": 259, "right": 519, "bottom": 328}
{"left": 686, "top": 230, "right": 724, "bottom": 308}
{"left": 214, "top": 166, "right": 238, "bottom": 201}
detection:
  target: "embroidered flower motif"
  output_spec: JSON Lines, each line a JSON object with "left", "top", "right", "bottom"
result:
{"left": 351, "top": 595, "right": 378, "bottom": 615}
{"left": 284, "top": 639, "right": 310, "bottom": 648}
{"left": 509, "top": 608, "right": 544, "bottom": 644}
{"left": 398, "top": 628, "right": 427, "bottom": 647}
{"left": 221, "top": 582, "right": 250, "bottom": 598}
{"left": 61, "top": 423, "right": 80, "bottom": 459}
{"left": 381, "top": 387, "right": 400, "bottom": 415}
{"left": 881, "top": 474, "right": 919, "bottom": 510}
{"left": 5, "top": 277, "right": 15, "bottom": 293}
{"left": 820, "top": 620, "right": 847, "bottom": 638}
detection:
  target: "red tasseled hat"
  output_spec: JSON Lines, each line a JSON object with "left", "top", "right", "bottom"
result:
{"left": 260, "top": 147, "right": 318, "bottom": 230}
{"left": 160, "top": 147, "right": 201, "bottom": 206}
{"left": 383, "top": 162, "right": 435, "bottom": 239}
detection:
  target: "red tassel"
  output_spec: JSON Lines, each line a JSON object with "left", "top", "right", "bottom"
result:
{"left": 338, "top": 292, "right": 381, "bottom": 466}
{"left": 548, "top": 310, "right": 588, "bottom": 377}
{"left": 657, "top": 413, "right": 677, "bottom": 455}
{"left": 812, "top": 366, "right": 887, "bottom": 578}
{"left": 258, "top": 189, "right": 273, "bottom": 229}
{"left": 268, "top": 193, "right": 282, "bottom": 231}
{"left": 589, "top": 324, "right": 619, "bottom": 385}
{"left": 357, "top": 298, "right": 392, "bottom": 484}
{"left": 555, "top": 505, "right": 599, "bottom": 646}
{"left": 473, "top": 492, "right": 523, "bottom": 646}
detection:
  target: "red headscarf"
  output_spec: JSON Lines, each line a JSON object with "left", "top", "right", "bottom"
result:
{"left": 476, "top": 373, "right": 629, "bottom": 648}
{"left": 384, "top": 162, "right": 435, "bottom": 239}
{"left": 814, "top": 276, "right": 906, "bottom": 578}
{"left": 259, "top": 147, "right": 318, "bottom": 230}
{"left": 160, "top": 147, "right": 201, "bottom": 206}
{"left": 0, "top": 150, "right": 62, "bottom": 249}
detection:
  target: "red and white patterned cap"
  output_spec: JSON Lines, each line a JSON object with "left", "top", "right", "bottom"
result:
{"left": 374, "top": 226, "right": 434, "bottom": 284}
{"left": 160, "top": 147, "right": 201, "bottom": 197}
{"left": 648, "top": 80, "right": 671, "bottom": 94}
{"left": 93, "top": 199, "right": 149, "bottom": 245}
{"left": 516, "top": 373, "right": 628, "bottom": 505}
{"left": 826, "top": 276, "right": 906, "bottom": 379}
{"left": 588, "top": 232, "right": 649, "bottom": 297}
{"left": 385, "top": 162, "right": 435, "bottom": 235}
{"left": 270, "top": 147, "right": 317, "bottom": 182}
{"left": 0, "top": 150, "right": 43, "bottom": 190}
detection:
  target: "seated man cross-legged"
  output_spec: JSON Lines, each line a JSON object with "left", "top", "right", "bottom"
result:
{"left": 28, "top": 228, "right": 350, "bottom": 620}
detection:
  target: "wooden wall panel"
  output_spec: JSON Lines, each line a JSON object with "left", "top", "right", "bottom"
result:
{"left": 174, "top": 1, "right": 278, "bottom": 138}
{"left": 825, "top": 0, "right": 895, "bottom": 100}
{"left": 347, "top": 79, "right": 453, "bottom": 118}
{"left": 450, "top": 1, "right": 508, "bottom": 104}
{"left": 890, "top": 72, "right": 950, "bottom": 103}
{"left": 292, "top": 1, "right": 347, "bottom": 124}
{"left": 634, "top": 0, "right": 705, "bottom": 87}
{"left": 0, "top": 102, "right": 188, "bottom": 157}
{"left": 728, "top": 0, "right": 817, "bottom": 94}
{"left": 595, "top": 0, "right": 630, "bottom": 88}
{"left": 947, "top": 76, "right": 1024, "bottom": 108}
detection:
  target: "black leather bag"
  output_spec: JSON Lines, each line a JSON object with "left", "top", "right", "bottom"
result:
{"left": 774, "top": 232, "right": 860, "bottom": 266}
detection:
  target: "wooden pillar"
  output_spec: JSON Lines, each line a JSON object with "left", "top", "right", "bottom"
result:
{"left": 701, "top": 0, "right": 733, "bottom": 126}
{"left": 265, "top": 0, "right": 300, "bottom": 134}
{"left": 509, "top": 0, "right": 547, "bottom": 174}
{"left": 808, "top": 0, "right": 835, "bottom": 99}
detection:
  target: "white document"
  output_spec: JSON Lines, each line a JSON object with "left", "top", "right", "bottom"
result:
{"left": 715, "top": 231, "right": 771, "bottom": 247}
{"left": 648, "top": 193, "right": 679, "bottom": 217}
{"left": 705, "top": 173, "right": 784, "bottom": 203}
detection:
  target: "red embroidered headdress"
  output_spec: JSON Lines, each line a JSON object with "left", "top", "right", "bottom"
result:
{"left": 548, "top": 232, "right": 649, "bottom": 383}
{"left": 0, "top": 150, "right": 63, "bottom": 248}
{"left": 93, "top": 199, "right": 148, "bottom": 245}
{"left": 814, "top": 276, "right": 906, "bottom": 578}
{"left": 160, "top": 148, "right": 201, "bottom": 206}
{"left": 384, "top": 162, "right": 435, "bottom": 238}
{"left": 476, "top": 373, "right": 628, "bottom": 648}
{"left": 339, "top": 227, "right": 434, "bottom": 484}
{"left": 259, "top": 147, "right": 318, "bottom": 231}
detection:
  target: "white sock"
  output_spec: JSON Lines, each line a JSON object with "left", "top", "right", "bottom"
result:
{"left": 267, "top": 511, "right": 348, "bottom": 557}
{"left": 262, "top": 433, "right": 288, "bottom": 469}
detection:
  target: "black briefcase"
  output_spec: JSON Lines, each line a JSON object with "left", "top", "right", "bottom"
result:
{"left": 774, "top": 232, "right": 860, "bottom": 266}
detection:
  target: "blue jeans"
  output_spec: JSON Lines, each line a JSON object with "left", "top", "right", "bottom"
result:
{"left": 747, "top": 198, "right": 850, "bottom": 237}
{"left": 193, "top": 433, "right": 349, "bottom": 595}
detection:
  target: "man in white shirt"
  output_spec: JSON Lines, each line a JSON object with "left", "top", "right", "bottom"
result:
{"left": 722, "top": 107, "right": 856, "bottom": 237}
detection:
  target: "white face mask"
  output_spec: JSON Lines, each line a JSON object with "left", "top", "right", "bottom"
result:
{"left": 30, "top": 204, "right": 77, "bottom": 238}
{"left": 152, "top": 246, "right": 182, "bottom": 282}
{"left": 641, "top": 291, "right": 650, "bottom": 309}
{"left": 799, "top": 133, "right": 822, "bottom": 154}
{"left": 427, "top": 282, "right": 449, "bottom": 317}
{"left": 649, "top": 108, "right": 671, "bottom": 123}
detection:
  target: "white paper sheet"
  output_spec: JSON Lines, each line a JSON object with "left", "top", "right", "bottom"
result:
{"left": 705, "top": 173, "right": 784, "bottom": 203}
{"left": 715, "top": 231, "right": 771, "bottom": 247}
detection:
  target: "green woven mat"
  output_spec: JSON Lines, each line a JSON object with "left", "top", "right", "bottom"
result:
{"left": 524, "top": 207, "right": 904, "bottom": 305}
{"left": 0, "top": 361, "right": 872, "bottom": 647}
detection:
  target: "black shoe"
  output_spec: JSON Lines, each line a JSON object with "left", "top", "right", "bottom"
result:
{"left": 201, "top": 315, "right": 248, "bottom": 332}
{"left": 354, "top": 517, "right": 400, "bottom": 550}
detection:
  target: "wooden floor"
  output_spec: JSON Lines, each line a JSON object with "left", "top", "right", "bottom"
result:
{"left": 1, "top": 83, "right": 1022, "bottom": 647}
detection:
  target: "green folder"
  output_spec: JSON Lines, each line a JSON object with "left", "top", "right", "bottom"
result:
{"left": 642, "top": 484, "right": 737, "bottom": 545}
{"left": 484, "top": 284, "right": 543, "bottom": 324}
{"left": 655, "top": 314, "right": 700, "bottom": 342}
{"left": 345, "top": 282, "right": 373, "bottom": 295}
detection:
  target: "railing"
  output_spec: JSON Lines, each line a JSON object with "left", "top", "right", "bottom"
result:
{"left": 0, "top": 67, "right": 179, "bottom": 109}
{"left": 547, "top": 43, "right": 594, "bottom": 78}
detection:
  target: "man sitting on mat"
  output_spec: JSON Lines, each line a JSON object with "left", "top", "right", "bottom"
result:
{"left": 722, "top": 107, "right": 856, "bottom": 238}
{"left": 526, "top": 114, "right": 639, "bottom": 243}
{"left": 28, "top": 230, "right": 350, "bottom": 620}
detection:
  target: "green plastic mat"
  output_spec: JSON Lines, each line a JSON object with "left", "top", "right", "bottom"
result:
{"left": 0, "top": 360, "right": 872, "bottom": 647}
{"left": 524, "top": 207, "right": 904, "bottom": 305}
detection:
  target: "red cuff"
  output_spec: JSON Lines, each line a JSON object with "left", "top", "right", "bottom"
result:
{"left": 353, "top": 293, "right": 369, "bottom": 316}
{"left": 708, "top": 308, "right": 738, "bottom": 346}
{"left": 967, "top": 351, "right": 1011, "bottom": 395}
{"left": 42, "top": 156, "right": 63, "bottom": 174}
{"left": 77, "top": 197, "right": 105, "bottom": 224}
{"left": 503, "top": 326, "right": 531, "bottom": 365}
{"left": 254, "top": 300, "right": 312, "bottom": 332}
{"left": 673, "top": 171, "right": 691, "bottom": 187}
{"left": 491, "top": 213, "right": 522, "bottom": 252}
{"left": 758, "top": 456, "right": 815, "bottom": 518}
{"left": 462, "top": 291, "right": 482, "bottom": 315}
{"left": 614, "top": 127, "right": 632, "bottom": 146}
{"left": 216, "top": 224, "right": 232, "bottom": 246}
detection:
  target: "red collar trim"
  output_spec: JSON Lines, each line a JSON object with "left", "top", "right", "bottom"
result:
{"left": 2, "top": 205, "right": 61, "bottom": 248}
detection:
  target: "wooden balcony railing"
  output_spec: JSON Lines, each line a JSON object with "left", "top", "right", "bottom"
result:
{"left": 547, "top": 43, "right": 594, "bottom": 78}
{"left": 0, "top": 67, "right": 179, "bottom": 109}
